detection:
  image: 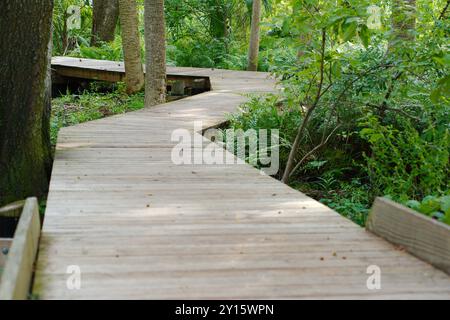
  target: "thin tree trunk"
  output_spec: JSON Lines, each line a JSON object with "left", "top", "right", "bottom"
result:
{"left": 390, "top": 0, "right": 416, "bottom": 47}
{"left": 144, "top": 0, "right": 166, "bottom": 106}
{"left": 62, "top": 9, "right": 68, "bottom": 54}
{"left": 0, "top": 0, "right": 53, "bottom": 206}
{"left": 118, "top": 0, "right": 144, "bottom": 94}
{"left": 282, "top": 29, "right": 326, "bottom": 184}
{"left": 247, "top": 0, "right": 262, "bottom": 71}
{"left": 91, "top": 0, "right": 119, "bottom": 46}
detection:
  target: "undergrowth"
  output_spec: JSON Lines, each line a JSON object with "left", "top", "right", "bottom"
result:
{"left": 51, "top": 85, "right": 145, "bottom": 147}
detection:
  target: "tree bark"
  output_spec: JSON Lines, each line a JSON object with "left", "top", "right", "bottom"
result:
{"left": 118, "top": 0, "right": 144, "bottom": 94}
{"left": 0, "top": 0, "right": 53, "bottom": 206}
{"left": 247, "top": 0, "right": 262, "bottom": 71}
{"left": 144, "top": 0, "right": 167, "bottom": 106}
{"left": 91, "top": 0, "right": 119, "bottom": 46}
{"left": 390, "top": 0, "right": 416, "bottom": 46}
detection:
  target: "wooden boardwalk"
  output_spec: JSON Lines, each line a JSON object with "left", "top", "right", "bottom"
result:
{"left": 33, "top": 57, "right": 450, "bottom": 299}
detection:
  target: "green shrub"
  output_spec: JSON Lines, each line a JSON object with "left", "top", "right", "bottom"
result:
{"left": 73, "top": 37, "right": 125, "bottom": 61}
{"left": 226, "top": 94, "right": 303, "bottom": 177}
{"left": 319, "top": 179, "right": 370, "bottom": 227}
{"left": 360, "top": 116, "right": 449, "bottom": 202}
{"left": 167, "top": 38, "right": 248, "bottom": 70}
{"left": 403, "top": 195, "right": 450, "bottom": 225}
{"left": 51, "top": 90, "right": 145, "bottom": 146}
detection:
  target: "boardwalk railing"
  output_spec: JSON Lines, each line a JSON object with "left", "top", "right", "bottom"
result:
{"left": 0, "top": 198, "right": 41, "bottom": 300}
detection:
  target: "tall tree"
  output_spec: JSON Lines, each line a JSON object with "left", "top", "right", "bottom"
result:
{"left": 247, "top": 0, "right": 262, "bottom": 71}
{"left": 118, "top": 0, "right": 144, "bottom": 93}
{"left": 0, "top": 0, "right": 53, "bottom": 206}
{"left": 383, "top": 0, "right": 416, "bottom": 118}
{"left": 144, "top": 0, "right": 167, "bottom": 106}
{"left": 91, "top": 0, "right": 119, "bottom": 46}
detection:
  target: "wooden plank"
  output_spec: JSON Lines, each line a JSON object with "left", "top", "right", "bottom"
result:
{"left": 0, "top": 200, "right": 25, "bottom": 218}
{"left": 52, "top": 65, "right": 123, "bottom": 82}
{"left": 32, "top": 58, "right": 450, "bottom": 299}
{"left": 0, "top": 198, "right": 41, "bottom": 300}
{"left": 0, "top": 239, "right": 13, "bottom": 273}
{"left": 51, "top": 57, "right": 275, "bottom": 93}
{"left": 52, "top": 58, "right": 210, "bottom": 91}
{"left": 367, "top": 197, "right": 450, "bottom": 275}
{"left": 170, "top": 80, "right": 185, "bottom": 96}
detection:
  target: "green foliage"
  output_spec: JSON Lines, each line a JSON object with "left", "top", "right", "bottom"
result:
{"left": 167, "top": 38, "right": 248, "bottom": 69}
{"left": 164, "top": 0, "right": 250, "bottom": 69}
{"left": 404, "top": 195, "right": 450, "bottom": 225}
{"left": 360, "top": 117, "right": 449, "bottom": 202}
{"left": 73, "top": 37, "right": 125, "bottom": 61}
{"left": 53, "top": 0, "right": 93, "bottom": 56}
{"left": 226, "top": 94, "right": 303, "bottom": 176}
{"left": 51, "top": 88, "right": 145, "bottom": 146}
{"left": 319, "top": 179, "right": 370, "bottom": 227}
{"left": 225, "top": 0, "right": 450, "bottom": 226}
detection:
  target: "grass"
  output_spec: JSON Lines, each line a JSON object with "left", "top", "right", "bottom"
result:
{"left": 51, "top": 87, "right": 145, "bottom": 146}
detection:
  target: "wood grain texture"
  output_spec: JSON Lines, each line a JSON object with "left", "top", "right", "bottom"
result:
{"left": 33, "top": 57, "right": 450, "bottom": 299}
{"left": 367, "top": 197, "right": 450, "bottom": 275}
{"left": 0, "top": 198, "right": 41, "bottom": 300}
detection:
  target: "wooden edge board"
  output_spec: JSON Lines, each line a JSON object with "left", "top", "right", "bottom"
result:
{"left": 0, "top": 198, "right": 41, "bottom": 300}
{"left": 0, "top": 200, "right": 25, "bottom": 218}
{"left": 366, "top": 197, "right": 450, "bottom": 275}
{"left": 0, "top": 239, "right": 13, "bottom": 270}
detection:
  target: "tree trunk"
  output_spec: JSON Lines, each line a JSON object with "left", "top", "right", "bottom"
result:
{"left": 91, "top": 0, "right": 119, "bottom": 46}
{"left": 118, "top": 0, "right": 144, "bottom": 94}
{"left": 0, "top": 0, "right": 53, "bottom": 206}
{"left": 247, "top": 0, "right": 262, "bottom": 71}
{"left": 282, "top": 29, "right": 327, "bottom": 184}
{"left": 144, "top": 0, "right": 167, "bottom": 106}
{"left": 390, "top": 0, "right": 416, "bottom": 47}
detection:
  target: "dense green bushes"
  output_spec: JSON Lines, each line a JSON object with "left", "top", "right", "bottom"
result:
{"left": 167, "top": 38, "right": 248, "bottom": 69}
{"left": 361, "top": 117, "right": 449, "bottom": 202}
{"left": 403, "top": 195, "right": 450, "bottom": 225}
{"left": 227, "top": 0, "right": 449, "bottom": 226}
